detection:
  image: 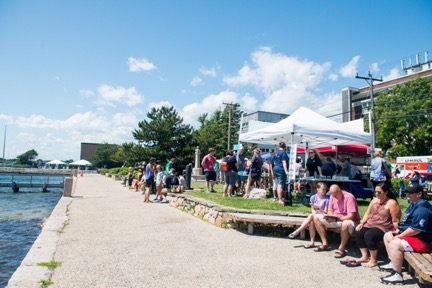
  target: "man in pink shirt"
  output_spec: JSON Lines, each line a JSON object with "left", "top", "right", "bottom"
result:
{"left": 201, "top": 148, "right": 217, "bottom": 193}
{"left": 313, "top": 184, "right": 360, "bottom": 258}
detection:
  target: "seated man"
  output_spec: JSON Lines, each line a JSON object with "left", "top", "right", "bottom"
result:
{"left": 313, "top": 184, "right": 360, "bottom": 257}
{"left": 379, "top": 182, "right": 432, "bottom": 284}
{"left": 164, "top": 168, "right": 181, "bottom": 193}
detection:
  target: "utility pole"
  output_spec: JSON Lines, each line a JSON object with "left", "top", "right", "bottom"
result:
{"left": 356, "top": 72, "right": 382, "bottom": 151}
{"left": 223, "top": 102, "right": 239, "bottom": 151}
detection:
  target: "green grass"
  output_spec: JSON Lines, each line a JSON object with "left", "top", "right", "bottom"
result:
{"left": 37, "top": 260, "right": 62, "bottom": 270}
{"left": 39, "top": 279, "right": 53, "bottom": 288}
{"left": 187, "top": 181, "right": 411, "bottom": 218}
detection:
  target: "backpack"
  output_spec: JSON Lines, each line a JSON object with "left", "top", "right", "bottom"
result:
{"left": 219, "top": 161, "right": 229, "bottom": 172}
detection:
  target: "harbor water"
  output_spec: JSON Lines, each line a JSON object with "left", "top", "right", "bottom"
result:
{"left": 0, "top": 175, "right": 64, "bottom": 288}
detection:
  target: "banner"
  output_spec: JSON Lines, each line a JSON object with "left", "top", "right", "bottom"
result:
{"left": 288, "top": 144, "right": 297, "bottom": 182}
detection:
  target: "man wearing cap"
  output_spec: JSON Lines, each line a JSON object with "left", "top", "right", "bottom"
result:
{"left": 243, "top": 148, "right": 263, "bottom": 198}
{"left": 379, "top": 182, "right": 432, "bottom": 284}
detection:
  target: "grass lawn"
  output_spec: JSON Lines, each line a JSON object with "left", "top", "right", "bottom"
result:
{"left": 187, "top": 181, "right": 411, "bottom": 218}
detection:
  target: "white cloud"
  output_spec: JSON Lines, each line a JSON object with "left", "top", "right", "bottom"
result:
{"left": 240, "top": 93, "right": 258, "bottom": 111}
{"left": 80, "top": 89, "right": 95, "bottom": 98}
{"left": 383, "top": 68, "right": 402, "bottom": 81}
{"left": 199, "top": 66, "right": 217, "bottom": 77}
{"left": 370, "top": 62, "right": 379, "bottom": 73}
{"left": 96, "top": 84, "right": 144, "bottom": 107}
{"left": 340, "top": 55, "right": 360, "bottom": 78}
{"left": 148, "top": 101, "right": 173, "bottom": 110}
{"left": 190, "top": 76, "right": 203, "bottom": 86}
{"left": 128, "top": 57, "right": 157, "bottom": 72}
{"left": 223, "top": 46, "right": 333, "bottom": 114}
{"left": 181, "top": 90, "right": 240, "bottom": 127}
{"left": 328, "top": 73, "right": 338, "bottom": 81}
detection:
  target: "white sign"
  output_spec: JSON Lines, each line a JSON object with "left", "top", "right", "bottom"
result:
{"left": 288, "top": 144, "right": 297, "bottom": 182}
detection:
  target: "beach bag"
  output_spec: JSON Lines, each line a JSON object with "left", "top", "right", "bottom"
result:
{"left": 249, "top": 188, "right": 266, "bottom": 199}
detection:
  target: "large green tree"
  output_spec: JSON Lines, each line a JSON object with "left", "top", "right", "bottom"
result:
{"left": 15, "top": 149, "right": 38, "bottom": 166}
{"left": 92, "top": 143, "right": 123, "bottom": 169}
{"left": 193, "top": 105, "right": 243, "bottom": 159}
{"left": 374, "top": 78, "right": 432, "bottom": 158}
{"left": 132, "top": 106, "right": 195, "bottom": 164}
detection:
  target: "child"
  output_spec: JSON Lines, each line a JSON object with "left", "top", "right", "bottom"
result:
{"left": 127, "top": 167, "right": 134, "bottom": 190}
{"left": 154, "top": 165, "right": 165, "bottom": 202}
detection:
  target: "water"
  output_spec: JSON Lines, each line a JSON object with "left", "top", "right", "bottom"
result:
{"left": 0, "top": 175, "right": 64, "bottom": 288}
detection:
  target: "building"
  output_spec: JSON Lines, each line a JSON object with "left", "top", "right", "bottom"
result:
{"left": 80, "top": 142, "right": 100, "bottom": 163}
{"left": 342, "top": 51, "right": 432, "bottom": 122}
{"left": 239, "top": 111, "right": 290, "bottom": 152}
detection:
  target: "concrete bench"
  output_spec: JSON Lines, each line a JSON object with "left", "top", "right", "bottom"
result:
{"left": 404, "top": 252, "right": 432, "bottom": 285}
{"left": 229, "top": 213, "right": 307, "bottom": 238}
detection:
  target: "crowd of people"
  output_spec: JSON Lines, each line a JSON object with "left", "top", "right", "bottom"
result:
{"left": 125, "top": 157, "right": 186, "bottom": 203}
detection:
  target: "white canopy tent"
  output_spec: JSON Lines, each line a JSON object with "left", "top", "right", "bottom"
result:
{"left": 70, "top": 159, "right": 92, "bottom": 166}
{"left": 46, "top": 160, "right": 66, "bottom": 165}
{"left": 239, "top": 107, "right": 372, "bottom": 148}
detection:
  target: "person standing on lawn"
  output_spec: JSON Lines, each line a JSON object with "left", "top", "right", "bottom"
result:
{"left": 313, "top": 184, "right": 360, "bottom": 257}
{"left": 201, "top": 148, "right": 217, "bottom": 193}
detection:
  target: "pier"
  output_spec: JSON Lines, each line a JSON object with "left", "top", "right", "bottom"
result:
{"left": 0, "top": 174, "right": 67, "bottom": 192}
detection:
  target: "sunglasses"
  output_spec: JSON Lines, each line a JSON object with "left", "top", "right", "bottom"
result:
{"left": 374, "top": 190, "right": 384, "bottom": 195}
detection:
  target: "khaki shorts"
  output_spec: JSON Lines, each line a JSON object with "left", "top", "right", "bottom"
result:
{"left": 316, "top": 214, "right": 356, "bottom": 235}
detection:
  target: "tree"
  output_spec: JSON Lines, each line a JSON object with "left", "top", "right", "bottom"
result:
{"left": 15, "top": 149, "right": 38, "bottom": 166}
{"left": 92, "top": 143, "right": 123, "bottom": 169}
{"left": 193, "top": 105, "right": 244, "bottom": 159}
{"left": 132, "top": 106, "right": 195, "bottom": 164}
{"left": 374, "top": 78, "right": 432, "bottom": 158}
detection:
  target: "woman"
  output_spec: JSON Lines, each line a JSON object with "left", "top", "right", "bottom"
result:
{"left": 288, "top": 182, "right": 329, "bottom": 249}
{"left": 272, "top": 142, "right": 289, "bottom": 204}
{"left": 144, "top": 157, "right": 157, "bottom": 203}
{"left": 222, "top": 150, "right": 238, "bottom": 197}
{"left": 351, "top": 183, "right": 400, "bottom": 268}
{"left": 369, "top": 150, "right": 391, "bottom": 189}
{"left": 379, "top": 182, "right": 432, "bottom": 284}
{"left": 305, "top": 149, "right": 323, "bottom": 194}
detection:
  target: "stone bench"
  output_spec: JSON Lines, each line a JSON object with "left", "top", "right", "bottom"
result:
{"left": 404, "top": 252, "right": 432, "bottom": 285}
{"left": 229, "top": 213, "right": 307, "bottom": 238}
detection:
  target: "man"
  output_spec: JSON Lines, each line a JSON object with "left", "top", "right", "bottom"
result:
{"left": 165, "top": 158, "right": 176, "bottom": 174}
{"left": 313, "top": 184, "right": 360, "bottom": 257}
{"left": 201, "top": 148, "right": 217, "bottom": 193}
{"left": 338, "top": 155, "right": 352, "bottom": 179}
{"left": 243, "top": 148, "right": 263, "bottom": 198}
{"left": 235, "top": 146, "right": 246, "bottom": 195}
{"left": 321, "top": 157, "right": 336, "bottom": 178}
{"left": 379, "top": 182, "right": 432, "bottom": 284}
{"left": 164, "top": 168, "right": 180, "bottom": 193}
{"left": 269, "top": 149, "right": 277, "bottom": 200}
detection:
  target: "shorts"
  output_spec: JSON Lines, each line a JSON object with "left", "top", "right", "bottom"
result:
{"left": 316, "top": 214, "right": 356, "bottom": 235}
{"left": 399, "top": 237, "right": 432, "bottom": 253}
{"left": 224, "top": 170, "right": 238, "bottom": 188}
{"left": 274, "top": 170, "right": 287, "bottom": 186}
{"left": 145, "top": 178, "right": 154, "bottom": 188}
{"left": 237, "top": 170, "right": 246, "bottom": 182}
{"left": 205, "top": 171, "right": 216, "bottom": 182}
{"left": 248, "top": 171, "right": 261, "bottom": 182}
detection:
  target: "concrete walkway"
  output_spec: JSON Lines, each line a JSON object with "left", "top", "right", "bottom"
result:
{"left": 9, "top": 174, "right": 419, "bottom": 287}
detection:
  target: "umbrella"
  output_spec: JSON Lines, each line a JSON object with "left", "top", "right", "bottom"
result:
{"left": 46, "top": 160, "right": 66, "bottom": 165}
{"left": 70, "top": 159, "right": 92, "bottom": 166}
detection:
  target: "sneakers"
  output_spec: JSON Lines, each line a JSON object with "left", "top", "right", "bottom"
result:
{"left": 378, "top": 262, "right": 394, "bottom": 272}
{"left": 380, "top": 270, "right": 403, "bottom": 285}
{"left": 210, "top": 189, "right": 217, "bottom": 193}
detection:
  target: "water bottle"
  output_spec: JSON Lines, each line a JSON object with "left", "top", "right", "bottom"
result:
{"left": 314, "top": 171, "right": 317, "bottom": 179}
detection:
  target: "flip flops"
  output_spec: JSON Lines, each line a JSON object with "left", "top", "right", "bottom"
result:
{"left": 303, "top": 244, "right": 316, "bottom": 249}
{"left": 334, "top": 249, "right": 346, "bottom": 258}
{"left": 288, "top": 233, "right": 298, "bottom": 239}
{"left": 313, "top": 245, "right": 329, "bottom": 252}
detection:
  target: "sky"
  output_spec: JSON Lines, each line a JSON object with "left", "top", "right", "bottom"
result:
{"left": 0, "top": 0, "right": 431, "bottom": 161}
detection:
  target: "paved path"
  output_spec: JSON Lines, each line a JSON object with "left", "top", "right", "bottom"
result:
{"left": 20, "top": 174, "right": 422, "bottom": 287}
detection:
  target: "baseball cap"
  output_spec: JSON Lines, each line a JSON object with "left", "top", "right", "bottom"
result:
{"left": 405, "top": 182, "right": 423, "bottom": 193}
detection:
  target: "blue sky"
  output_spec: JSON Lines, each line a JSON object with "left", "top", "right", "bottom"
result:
{"left": 0, "top": 0, "right": 431, "bottom": 161}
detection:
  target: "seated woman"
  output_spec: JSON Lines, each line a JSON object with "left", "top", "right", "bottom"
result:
{"left": 379, "top": 182, "right": 432, "bottom": 284}
{"left": 350, "top": 183, "right": 400, "bottom": 268}
{"left": 288, "top": 182, "right": 329, "bottom": 248}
